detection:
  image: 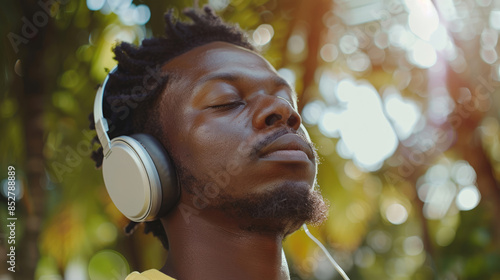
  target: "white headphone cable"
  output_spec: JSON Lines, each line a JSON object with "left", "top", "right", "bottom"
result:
{"left": 302, "top": 224, "right": 350, "bottom": 280}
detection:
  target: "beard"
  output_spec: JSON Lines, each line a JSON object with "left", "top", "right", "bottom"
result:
{"left": 176, "top": 158, "right": 329, "bottom": 236}
{"left": 211, "top": 181, "right": 329, "bottom": 236}
{"left": 170, "top": 127, "right": 329, "bottom": 236}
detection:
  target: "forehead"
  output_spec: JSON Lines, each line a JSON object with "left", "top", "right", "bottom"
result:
{"left": 163, "top": 41, "right": 275, "bottom": 76}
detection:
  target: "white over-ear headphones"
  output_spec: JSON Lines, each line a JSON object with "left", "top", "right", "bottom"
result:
{"left": 93, "top": 66, "right": 180, "bottom": 222}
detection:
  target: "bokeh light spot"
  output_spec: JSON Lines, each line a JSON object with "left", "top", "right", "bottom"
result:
{"left": 406, "top": 0, "right": 439, "bottom": 41}
{"left": 367, "top": 230, "right": 392, "bottom": 253}
{"left": 403, "top": 236, "right": 424, "bottom": 256}
{"left": 1, "top": 179, "right": 24, "bottom": 200}
{"left": 253, "top": 24, "right": 274, "bottom": 46}
{"left": 489, "top": 10, "right": 500, "bottom": 30}
{"left": 133, "top": 5, "right": 151, "bottom": 25}
{"left": 347, "top": 52, "right": 371, "bottom": 72}
{"left": 384, "top": 89, "right": 421, "bottom": 140}
{"left": 65, "top": 258, "right": 87, "bottom": 280}
{"left": 385, "top": 203, "right": 408, "bottom": 225}
{"left": 451, "top": 161, "right": 477, "bottom": 186}
{"left": 339, "top": 34, "right": 359, "bottom": 54}
{"left": 88, "top": 250, "right": 129, "bottom": 280}
{"left": 480, "top": 48, "right": 498, "bottom": 64}
{"left": 318, "top": 108, "right": 341, "bottom": 138}
{"left": 87, "top": 0, "right": 105, "bottom": 11}
{"left": 456, "top": 185, "right": 481, "bottom": 211}
{"left": 288, "top": 35, "right": 305, "bottom": 54}
{"left": 96, "top": 222, "right": 117, "bottom": 244}
{"left": 354, "top": 247, "right": 376, "bottom": 268}
{"left": 302, "top": 100, "right": 325, "bottom": 125}
{"left": 208, "top": 0, "right": 230, "bottom": 11}
{"left": 320, "top": 43, "right": 339, "bottom": 62}
{"left": 408, "top": 40, "right": 437, "bottom": 68}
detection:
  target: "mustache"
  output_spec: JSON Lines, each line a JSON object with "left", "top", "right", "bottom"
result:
{"left": 250, "top": 127, "right": 317, "bottom": 159}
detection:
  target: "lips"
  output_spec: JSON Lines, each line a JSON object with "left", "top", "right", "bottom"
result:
{"left": 258, "top": 133, "right": 314, "bottom": 161}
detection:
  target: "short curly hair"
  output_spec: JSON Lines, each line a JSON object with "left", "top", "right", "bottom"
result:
{"left": 88, "top": 6, "right": 255, "bottom": 250}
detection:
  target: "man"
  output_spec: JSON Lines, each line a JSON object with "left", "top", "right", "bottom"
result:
{"left": 90, "top": 6, "right": 328, "bottom": 280}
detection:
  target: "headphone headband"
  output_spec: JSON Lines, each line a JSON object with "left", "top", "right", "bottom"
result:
{"left": 93, "top": 66, "right": 117, "bottom": 157}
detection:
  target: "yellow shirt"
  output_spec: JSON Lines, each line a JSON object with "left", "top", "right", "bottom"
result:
{"left": 125, "top": 269, "right": 175, "bottom": 280}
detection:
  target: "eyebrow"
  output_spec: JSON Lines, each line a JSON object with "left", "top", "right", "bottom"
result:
{"left": 198, "top": 72, "right": 295, "bottom": 93}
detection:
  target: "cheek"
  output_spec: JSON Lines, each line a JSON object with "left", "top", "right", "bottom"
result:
{"left": 185, "top": 114, "right": 247, "bottom": 171}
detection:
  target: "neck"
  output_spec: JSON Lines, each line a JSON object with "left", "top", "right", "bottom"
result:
{"left": 160, "top": 203, "right": 291, "bottom": 280}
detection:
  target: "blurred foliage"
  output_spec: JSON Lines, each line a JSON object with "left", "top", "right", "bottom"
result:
{"left": 2, "top": 0, "right": 500, "bottom": 279}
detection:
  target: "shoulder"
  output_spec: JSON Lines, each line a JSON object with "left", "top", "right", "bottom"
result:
{"left": 125, "top": 269, "right": 176, "bottom": 280}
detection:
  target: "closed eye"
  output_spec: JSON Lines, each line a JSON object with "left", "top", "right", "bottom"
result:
{"left": 210, "top": 101, "right": 245, "bottom": 110}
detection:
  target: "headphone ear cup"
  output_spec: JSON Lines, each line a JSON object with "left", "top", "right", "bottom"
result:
{"left": 130, "top": 134, "right": 179, "bottom": 216}
{"left": 101, "top": 134, "right": 179, "bottom": 222}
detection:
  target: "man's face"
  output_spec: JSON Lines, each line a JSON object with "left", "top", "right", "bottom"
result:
{"left": 158, "top": 42, "right": 327, "bottom": 233}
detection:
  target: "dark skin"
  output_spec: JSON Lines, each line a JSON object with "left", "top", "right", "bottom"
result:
{"left": 155, "top": 42, "right": 318, "bottom": 280}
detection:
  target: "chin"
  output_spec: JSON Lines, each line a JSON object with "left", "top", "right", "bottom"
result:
{"left": 246, "top": 165, "right": 317, "bottom": 195}
{"left": 213, "top": 180, "right": 329, "bottom": 237}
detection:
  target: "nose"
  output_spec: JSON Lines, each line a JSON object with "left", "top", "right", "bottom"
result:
{"left": 252, "top": 95, "right": 302, "bottom": 131}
